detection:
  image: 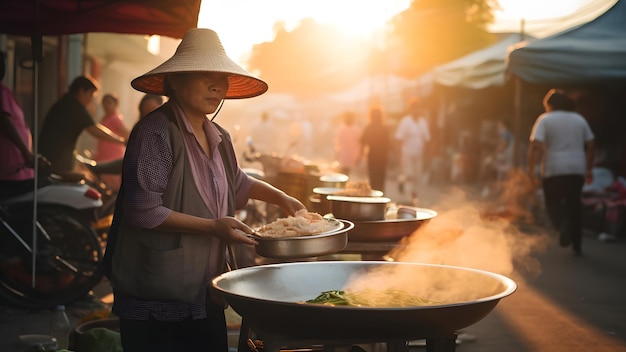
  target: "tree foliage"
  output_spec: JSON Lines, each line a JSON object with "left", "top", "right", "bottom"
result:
{"left": 246, "top": 0, "right": 499, "bottom": 97}
{"left": 246, "top": 18, "right": 371, "bottom": 98}
{"left": 387, "top": 0, "right": 498, "bottom": 77}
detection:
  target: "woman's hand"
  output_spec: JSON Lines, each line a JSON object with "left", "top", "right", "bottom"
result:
{"left": 210, "top": 217, "right": 259, "bottom": 246}
{"left": 278, "top": 193, "right": 307, "bottom": 216}
{"left": 248, "top": 178, "right": 306, "bottom": 216}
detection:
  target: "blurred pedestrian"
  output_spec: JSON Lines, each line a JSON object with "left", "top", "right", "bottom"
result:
{"left": 103, "top": 28, "right": 305, "bottom": 352}
{"left": 360, "top": 107, "right": 390, "bottom": 192}
{"left": 334, "top": 111, "right": 361, "bottom": 176}
{"left": 528, "top": 89, "right": 595, "bottom": 257}
{"left": 395, "top": 98, "right": 430, "bottom": 204}
{"left": 494, "top": 119, "right": 514, "bottom": 181}
{"left": 86, "top": 94, "right": 165, "bottom": 177}
{"left": 138, "top": 93, "right": 164, "bottom": 120}
{"left": 94, "top": 93, "right": 130, "bottom": 190}
{"left": 39, "top": 75, "right": 126, "bottom": 174}
{"left": 0, "top": 51, "right": 50, "bottom": 198}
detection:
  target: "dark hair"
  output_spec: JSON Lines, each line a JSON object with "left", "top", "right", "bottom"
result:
{"left": 342, "top": 111, "right": 356, "bottom": 125}
{"left": 543, "top": 89, "right": 576, "bottom": 112}
{"left": 138, "top": 93, "right": 164, "bottom": 119}
{"left": 69, "top": 75, "right": 99, "bottom": 94}
{"left": 369, "top": 107, "right": 383, "bottom": 124}
{"left": 102, "top": 93, "right": 119, "bottom": 105}
{"left": 139, "top": 94, "right": 163, "bottom": 108}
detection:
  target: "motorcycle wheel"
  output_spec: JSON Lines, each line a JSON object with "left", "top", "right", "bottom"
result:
{"left": 0, "top": 204, "right": 103, "bottom": 309}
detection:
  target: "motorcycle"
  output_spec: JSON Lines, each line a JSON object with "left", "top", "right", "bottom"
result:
{"left": 0, "top": 173, "right": 104, "bottom": 309}
{"left": 75, "top": 153, "right": 119, "bottom": 223}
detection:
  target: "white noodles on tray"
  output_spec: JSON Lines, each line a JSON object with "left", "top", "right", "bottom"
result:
{"left": 255, "top": 209, "right": 339, "bottom": 238}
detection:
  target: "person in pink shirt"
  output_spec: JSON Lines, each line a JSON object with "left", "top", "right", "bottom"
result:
{"left": 334, "top": 111, "right": 362, "bottom": 176}
{"left": 0, "top": 52, "right": 50, "bottom": 198}
{"left": 94, "top": 93, "right": 130, "bottom": 190}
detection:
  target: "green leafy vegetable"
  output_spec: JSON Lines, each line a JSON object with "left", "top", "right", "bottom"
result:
{"left": 306, "top": 290, "right": 351, "bottom": 305}
{"left": 305, "top": 289, "right": 441, "bottom": 307}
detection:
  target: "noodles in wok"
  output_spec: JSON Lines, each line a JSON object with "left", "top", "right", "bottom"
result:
{"left": 305, "top": 289, "right": 440, "bottom": 307}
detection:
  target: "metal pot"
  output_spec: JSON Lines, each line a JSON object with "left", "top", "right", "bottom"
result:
{"left": 212, "top": 261, "right": 517, "bottom": 341}
{"left": 251, "top": 219, "right": 354, "bottom": 259}
{"left": 318, "top": 173, "right": 349, "bottom": 188}
{"left": 310, "top": 187, "right": 384, "bottom": 215}
{"left": 327, "top": 195, "right": 391, "bottom": 221}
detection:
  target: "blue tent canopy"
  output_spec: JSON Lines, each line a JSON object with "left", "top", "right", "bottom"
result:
{"left": 434, "top": 33, "right": 532, "bottom": 89}
{"left": 507, "top": 0, "right": 626, "bottom": 85}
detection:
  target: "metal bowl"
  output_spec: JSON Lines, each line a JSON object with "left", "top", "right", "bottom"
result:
{"left": 312, "top": 187, "right": 383, "bottom": 197}
{"left": 319, "top": 173, "right": 349, "bottom": 188}
{"left": 327, "top": 195, "right": 391, "bottom": 221}
{"left": 252, "top": 219, "right": 354, "bottom": 259}
{"left": 349, "top": 206, "right": 438, "bottom": 242}
{"left": 310, "top": 187, "right": 384, "bottom": 215}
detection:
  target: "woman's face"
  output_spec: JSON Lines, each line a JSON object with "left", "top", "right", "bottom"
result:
{"left": 169, "top": 72, "right": 229, "bottom": 116}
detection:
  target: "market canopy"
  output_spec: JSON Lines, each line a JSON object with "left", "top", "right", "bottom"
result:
{"left": 0, "top": 0, "right": 200, "bottom": 39}
{"left": 507, "top": 0, "right": 626, "bottom": 85}
{"left": 434, "top": 33, "right": 530, "bottom": 89}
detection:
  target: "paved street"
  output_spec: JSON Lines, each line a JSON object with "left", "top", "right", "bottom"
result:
{"left": 456, "top": 233, "right": 626, "bottom": 352}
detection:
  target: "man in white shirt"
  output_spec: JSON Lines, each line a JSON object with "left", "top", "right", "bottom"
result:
{"left": 528, "top": 89, "right": 595, "bottom": 257}
{"left": 395, "top": 98, "right": 430, "bottom": 204}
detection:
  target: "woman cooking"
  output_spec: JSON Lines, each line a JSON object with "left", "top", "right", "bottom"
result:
{"left": 104, "top": 28, "right": 306, "bottom": 351}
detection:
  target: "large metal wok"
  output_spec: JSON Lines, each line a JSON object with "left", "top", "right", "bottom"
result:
{"left": 212, "top": 261, "right": 516, "bottom": 343}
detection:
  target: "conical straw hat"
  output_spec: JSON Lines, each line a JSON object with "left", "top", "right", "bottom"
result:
{"left": 131, "top": 28, "right": 268, "bottom": 99}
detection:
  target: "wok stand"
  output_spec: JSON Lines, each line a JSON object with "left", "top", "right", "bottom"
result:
{"left": 237, "top": 321, "right": 458, "bottom": 352}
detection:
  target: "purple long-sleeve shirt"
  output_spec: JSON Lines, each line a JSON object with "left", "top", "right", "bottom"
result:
{"left": 113, "top": 101, "right": 253, "bottom": 321}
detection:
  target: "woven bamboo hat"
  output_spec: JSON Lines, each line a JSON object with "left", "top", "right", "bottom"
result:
{"left": 131, "top": 28, "right": 268, "bottom": 99}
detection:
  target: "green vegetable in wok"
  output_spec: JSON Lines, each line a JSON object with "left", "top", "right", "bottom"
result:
{"left": 306, "top": 290, "right": 352, "bottom": 305}
{"left": 306, "top": 289, "right": 440, "bottom": 307}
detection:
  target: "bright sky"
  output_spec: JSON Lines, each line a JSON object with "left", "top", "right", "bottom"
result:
{"left": 198, "top": 0, "right": 616, "bottom": 66}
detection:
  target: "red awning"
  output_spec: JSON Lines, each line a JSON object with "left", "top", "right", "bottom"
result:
{"left": 0, "top": 0, "right": 201, "bottom": 38}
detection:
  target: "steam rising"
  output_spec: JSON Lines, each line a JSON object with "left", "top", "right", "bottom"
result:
{"left": 344, "top": 174, "right": 550, "bottom": 303}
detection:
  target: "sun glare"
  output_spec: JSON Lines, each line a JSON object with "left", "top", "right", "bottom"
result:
{"left": 198, "top": 0, "right": 410, "bottom": 64}
{"left": 299, "top": 0, "right": 411, "bottom": 38}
